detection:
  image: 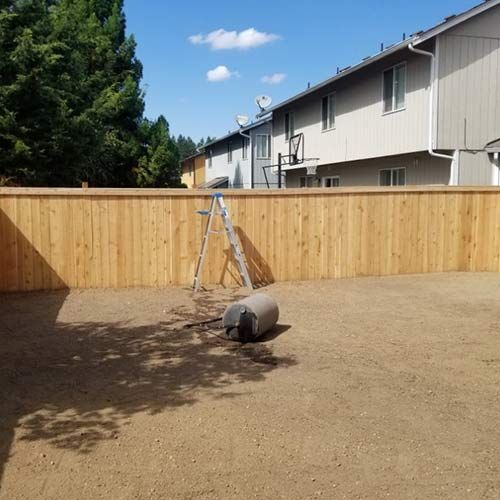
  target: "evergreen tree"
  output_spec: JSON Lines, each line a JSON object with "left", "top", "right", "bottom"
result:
{"left": 0, "top": 0, "right": 181, "bottom": 187}
{"left": 197, "top": 136, "right": 215, "bottom": 148}
{"left": 175, "top": 134, "right": 197, "bottom": 160}
{"left": 135, "top": 115, "right": 181, "bottom": 188}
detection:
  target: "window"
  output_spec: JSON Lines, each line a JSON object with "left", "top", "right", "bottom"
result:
{"left": 321, "top": 176, "right": 340, "bottom": 187}
{"left": 256, "top": 135, "right": 271, "bottom": 159}
{"left": 299, "top": 176, "right": 315, "bottom": 188}
{"left": 207, "top": 149, "right": 212, "bottom": 168}
{"left": 321, "top": 93, "right": 336, "bottom": 131}
{"left": 379, "top": 167, "right": 406, "bottom": 186}
{"left": 242, "top": 136, "right": 249, "bottom": 160}
{"left": 285, "top": 111, "right": 295, "bottom": 141}
{"left": 227, "top": 142, "right": 233, "bottom": 163}
{"left": 383, "top": 63, "right": 406, "bottom": 113}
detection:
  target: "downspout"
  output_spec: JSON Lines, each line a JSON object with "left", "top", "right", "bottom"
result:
{"left": 492, "top": 152, "right": 500, "bottom": 186}
{"left": 408, "top": 43, "right": 458, "bottom": 184}
{"left": 238, "top": 129, "right": 253, "bottom": 189}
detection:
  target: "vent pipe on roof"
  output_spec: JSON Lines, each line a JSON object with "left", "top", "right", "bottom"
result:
{"left": 408, "top": 43, "right": 457, "bottom": 183}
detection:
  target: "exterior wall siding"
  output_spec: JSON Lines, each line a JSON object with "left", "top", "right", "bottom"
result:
{"left": 285, "top": 153, "right": 451, "bottom": 188}
{"left": 273, "top": 49, "right": 431, "bottom": 168}
{"left": 436, "top": 6, "right": 500, "bottom": 150}
{"left": 250, "top": 121, "right": 279, "bottom": 188}
{"left": 194, "top": 154, "right": 206, "bottom": 187}
{"left": 205, "top": 121, "right": 276, "bottom": 189}
{"left": 181, "top": 158, "right": 195, "bottom": 188}
{"left": 181, "top": 154, "right": 205, "bottom": 188}
{"left": 458, "top": 150, "right": 493, "bottom": 185}
{"left": 205, "top": 134, "right": 251, "bottom": 188}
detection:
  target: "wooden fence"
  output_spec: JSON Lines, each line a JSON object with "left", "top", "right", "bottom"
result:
{"left": 1, "top": 186, "right": 500, "bottom": 292}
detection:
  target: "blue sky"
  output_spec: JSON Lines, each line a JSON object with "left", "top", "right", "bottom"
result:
{"left": 124, "top": 0, "right": 479, "bottom": 142}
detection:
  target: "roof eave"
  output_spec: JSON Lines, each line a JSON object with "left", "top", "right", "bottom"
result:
{"left": 203, "top": 116, "right": 272, "bottom": 149}
{"left": 257, "top": 0, "right": 500, "bottom": 117}
{"left": 257, "top": 40, "right": 412, "bottom": 117}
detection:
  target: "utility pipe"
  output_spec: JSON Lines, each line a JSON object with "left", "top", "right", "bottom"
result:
{"left": 408, "top": 43, "right": 455, "bottom": 162}
{"left": 238, "top": 129, "right": 252, "bottom": 188}
{"left": 492, "top": 152, "right": 500, "bottom": 186}
{"left": 408, "top": 43, "right": 458, "bottom": 183}
{"left": 238, "top": 129, "right": 253, "bottom": 188}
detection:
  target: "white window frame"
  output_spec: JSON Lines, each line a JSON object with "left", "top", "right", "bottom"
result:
{"left": 321, "top": 176, "right": 340, "bottom": 187}
{"left": 227, "top": 142, "right": 233, "bottom": 163}
{"left": 299, "top": 176, "right": 315, "bottom": 188}
{"left": 242, "top": 136, "right": 249, "bottom": 160}
{"left": 382, "top": 62, "right": 407, "bottom": 115}
{"left": 285, "top": 111, "right": 295, "bottom": 141}
{"left": 379, "top": 167, "right": 406, "bottom": 186}
{"left": 255, "top": 134, "right": 271, "bottom": 159}
{"left": 321, "top": 92, "right": 336, "bottom": 132}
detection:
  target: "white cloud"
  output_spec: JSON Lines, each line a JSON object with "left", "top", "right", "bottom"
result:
{"left": 206, "top": 65, "right": 239, "bottom": 82}
{"left": 189, "top": 28, "right": 280, "bottom": 50}
{"left": 261, "top": 73, "right": 287, "bottom": 84}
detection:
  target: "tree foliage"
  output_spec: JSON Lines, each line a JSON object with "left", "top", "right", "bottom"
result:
{"left": 0, "top": 0, "right": 182, "bottom": 187}
{"left": 175, "top": 134, "right": 197, "bottom": 161}
{"left": 135, "top": 116, "right": 181, "bottom": 187}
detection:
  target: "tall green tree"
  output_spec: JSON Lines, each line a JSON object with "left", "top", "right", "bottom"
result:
{"left": 135, "top": 115, "right": 181, "bottom": 188}
{"left": 0, "top": 0, "right": 181, "bottom": 187}
{"left": 197, "top": 136, "right": 215, "bottom": 148}
{"left": 175, "top": 134, "right": 197, "bottom": 160}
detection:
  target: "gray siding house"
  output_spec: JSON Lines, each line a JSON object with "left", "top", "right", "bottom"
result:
{"left": 202, "top": 118, "right": 279, "bottom": 189}
{"left": 263, "top": 0, "right": 500, "bottom": 188}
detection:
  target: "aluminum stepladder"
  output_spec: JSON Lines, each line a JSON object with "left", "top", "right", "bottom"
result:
{"left": 193, "top": 192, "right": 253, "bottom": 292}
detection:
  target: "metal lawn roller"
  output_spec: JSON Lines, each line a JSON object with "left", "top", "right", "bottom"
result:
{"left": 222, "top": 294, "right": 279, "bottom": 343}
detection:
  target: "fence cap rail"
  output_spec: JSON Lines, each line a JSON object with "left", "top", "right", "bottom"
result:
{"left": 2, "top": 186, "right": 500, "bottom": 197}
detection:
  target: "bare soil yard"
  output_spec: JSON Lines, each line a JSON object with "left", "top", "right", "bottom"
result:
{"left": 1, "top": 273, "right": 500, "bottom": 499}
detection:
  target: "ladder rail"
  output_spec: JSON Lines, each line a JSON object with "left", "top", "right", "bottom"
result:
{"left": 193, "top": 196, "right": 217, "bottom": 291}
{"left": 193, "top": 192, "right": 253, "bottom": 291}
{"left": 216, "top": 195, "right": 253, "bottom": 289}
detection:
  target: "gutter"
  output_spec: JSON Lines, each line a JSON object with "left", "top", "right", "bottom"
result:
{"left": 408, "top": 43, "right": 458, "bottom": 184}
{"left": 238, "top": 129, "right": 253, "bottom": 189}
{"left": 408, "top": 43, "right": 454, "bottom": 162}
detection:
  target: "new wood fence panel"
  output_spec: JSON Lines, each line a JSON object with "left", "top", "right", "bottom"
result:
{"left": 1, "top": 187, "right": 500, "bottom": 292}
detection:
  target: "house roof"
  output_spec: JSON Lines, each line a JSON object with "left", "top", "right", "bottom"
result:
{"left": 202, "top": 117, "right": 272, "bottom": 149}
{"left": 257, "top": 0, "right": 500, "bottom": 117}
{"left": 197, "top": 176, "right": 229, "bottom": 189}
{"left": 181, "top": 151, "right": 205, "bottom": 163}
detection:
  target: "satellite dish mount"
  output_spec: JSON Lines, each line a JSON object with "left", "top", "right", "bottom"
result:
{"left": 255, "top": 95, "right": 272, "bottom": 112}
{"left": 235, "top": 114, "right": 250, "bottom": 128}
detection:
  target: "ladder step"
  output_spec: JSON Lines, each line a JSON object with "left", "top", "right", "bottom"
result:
{"left": 193, "top": 193, "right": 253, "bottom": 291}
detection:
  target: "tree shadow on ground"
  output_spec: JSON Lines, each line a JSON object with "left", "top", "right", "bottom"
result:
{"left": 0, "top": 288, "right": 295, "bottom": 492}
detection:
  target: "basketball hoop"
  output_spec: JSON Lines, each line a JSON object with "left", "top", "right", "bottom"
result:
{"left": 304, "top": 158, "right": 318, "bottom": 176}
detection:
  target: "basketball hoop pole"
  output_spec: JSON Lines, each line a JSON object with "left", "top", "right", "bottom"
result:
{"left": 278, "top": 153, "right": 282, "bottom": 189}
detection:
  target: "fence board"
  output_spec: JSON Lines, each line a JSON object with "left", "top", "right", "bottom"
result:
{"left": 1, "top": 187, "right": 500, "bottom": 292}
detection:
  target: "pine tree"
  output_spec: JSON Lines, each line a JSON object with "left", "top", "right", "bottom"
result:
{"left": 135, "top": 116, "right": 181, "bottom": 188}
{"left": 175, "top": 134, "right": 197, "bottom": 160}
{"left": 0, "top": 0, "right": 178, "bottom": 187}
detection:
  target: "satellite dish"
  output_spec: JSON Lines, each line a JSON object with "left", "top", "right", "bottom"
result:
{"left": 235, "top": 114, "right": 250, "bottom": 127}
{"left": 255, "top": 95, "right": 272, "bottom": 111}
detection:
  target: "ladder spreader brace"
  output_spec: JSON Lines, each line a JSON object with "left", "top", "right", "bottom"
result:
{"left": 193, "top": 192, "right": 253, "bottom": 292}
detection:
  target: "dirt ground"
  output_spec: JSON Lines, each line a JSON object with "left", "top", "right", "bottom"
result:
{"left": 1, "top": 273, "right": 500, "bottom": 499}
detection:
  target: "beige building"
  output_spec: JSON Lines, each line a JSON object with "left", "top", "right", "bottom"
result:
{"left": 263, "top": 0, "right": 500, "bottom": 188}
{"left": 181, "top": 152, "right": 205, "bottom": 188}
